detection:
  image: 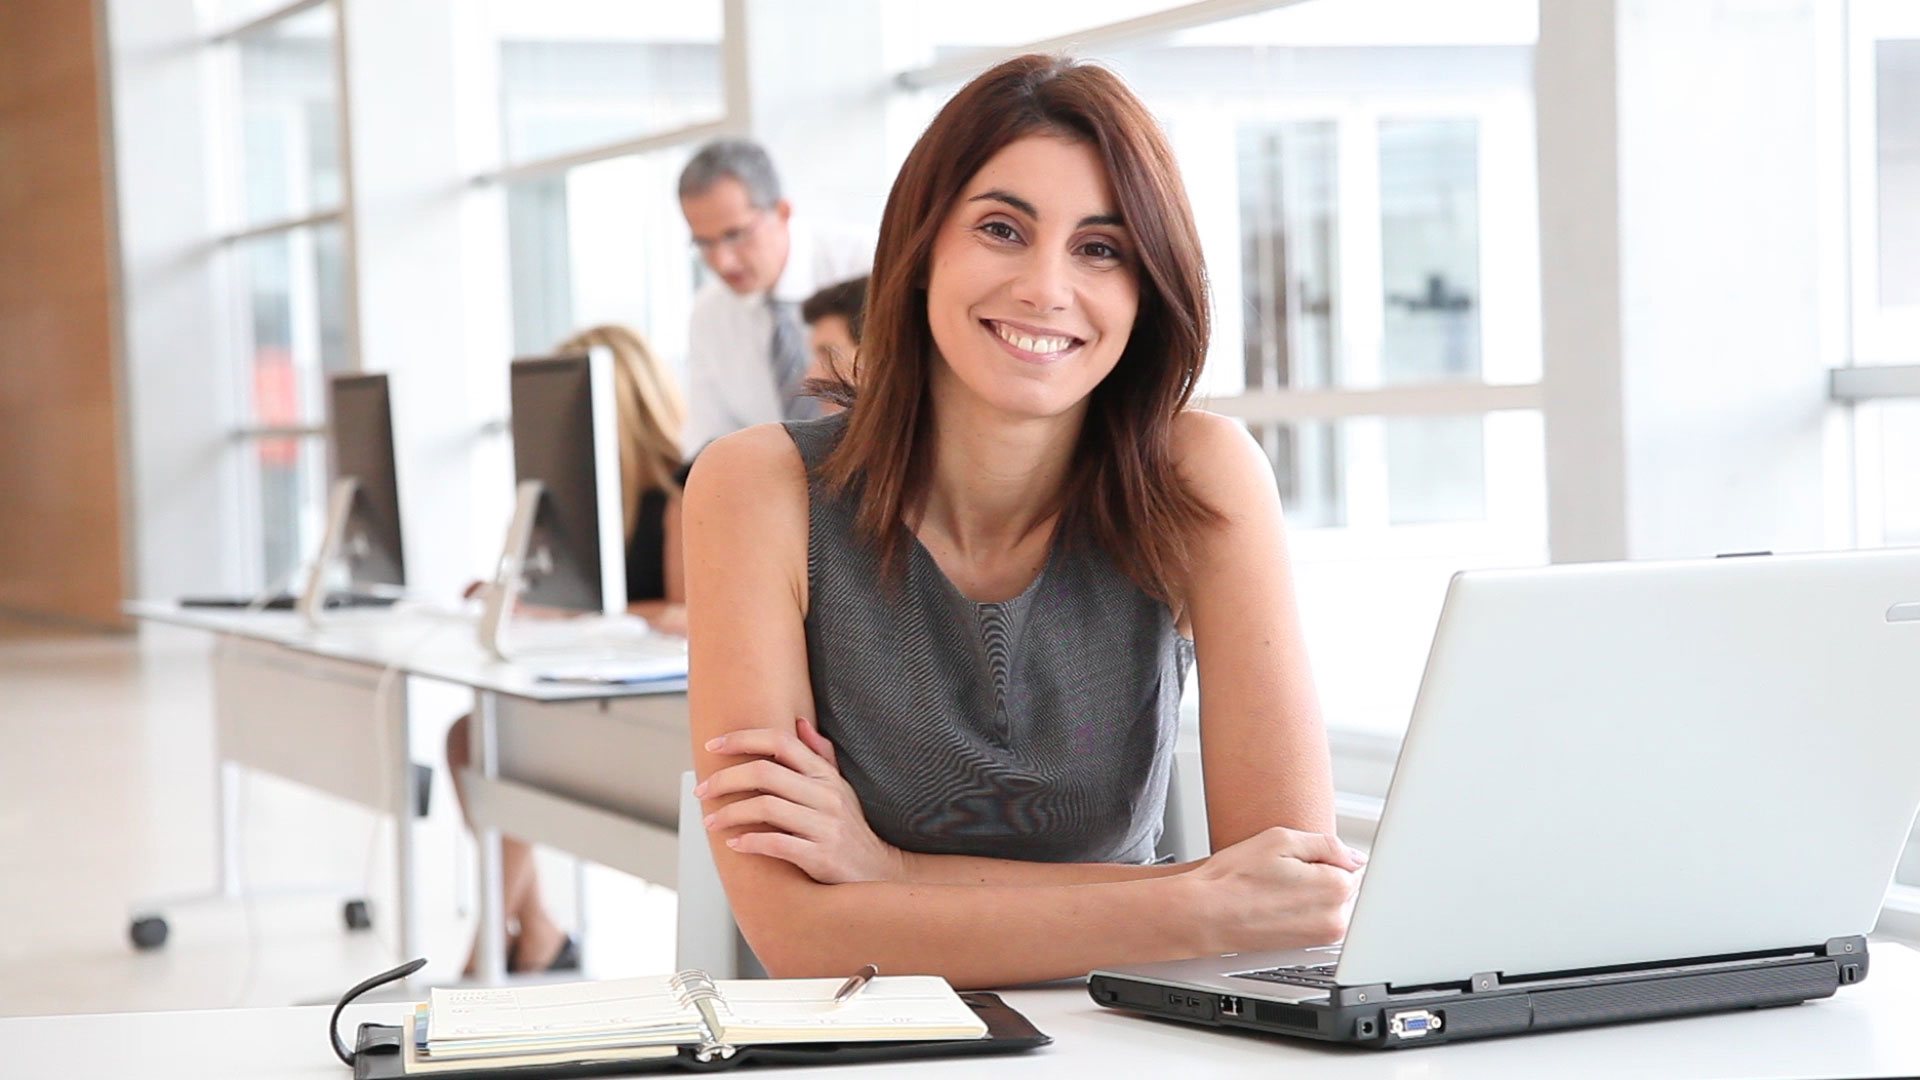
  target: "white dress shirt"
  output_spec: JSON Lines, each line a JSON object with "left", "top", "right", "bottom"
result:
{"left": 684, "top": 217, "right": 872, "bottom": 452}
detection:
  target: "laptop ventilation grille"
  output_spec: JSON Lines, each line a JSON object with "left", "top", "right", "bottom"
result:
{"left": 1253, "top": 1001, "right": 1318, "bottom": 1029}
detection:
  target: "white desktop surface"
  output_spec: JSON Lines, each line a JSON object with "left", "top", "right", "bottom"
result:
{"left": 128, "top": 601, "right": 686, "bottom": 702}
{"left": 7, "top": 943, "right": 1917, "bottom": 1080}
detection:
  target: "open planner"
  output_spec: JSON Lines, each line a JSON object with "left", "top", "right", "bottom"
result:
{"left": 413, "top": 970, "right": 987, "bottom": 1069}
{"left": 331, "top": 960, "right": 1048, "bottom": 1078}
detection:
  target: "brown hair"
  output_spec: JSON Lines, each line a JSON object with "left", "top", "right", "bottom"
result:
{"left": 554, "top": 325, "right": 685, "bottom": 540}
{"left": 800, "top": 276, "right": 869, "bottom": 411}
{"left": 800, "top": 275, "right": 868, "bottom": 340}
{"left": 820, "top": 54, "right": 1218, "bottom": 604}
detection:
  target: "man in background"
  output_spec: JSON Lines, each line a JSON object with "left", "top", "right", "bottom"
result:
{"left": 677, "top": 139, "right": 870, "bottom": 450}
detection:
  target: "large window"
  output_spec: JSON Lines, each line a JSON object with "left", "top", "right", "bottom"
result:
{"left": 503, "top": 151, "right": 700, "bottom": 366}
{"left": 210, "top": 0, "right": 352, "bottom": 590}
{"left": 896, "top": 0, "right": 1545, "bottom": 740}
{"left": 493, "top": 1, "right": 725, "bottom": 166}
{"left": 1845, "top": 1, "right": 1920, "bottom": 893}
{"left": 481, "top": 0, "right": 727, "bottom": 374}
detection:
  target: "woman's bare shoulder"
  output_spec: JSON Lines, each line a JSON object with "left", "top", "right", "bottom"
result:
{"left": 1170, "top": 409, "right": 1276, "bottom": 508}
{"left": 685, "top": 424, "right": 809, "bottom": 503}
{"left": 682, "top": 423, "right": 812, "bottom": 551}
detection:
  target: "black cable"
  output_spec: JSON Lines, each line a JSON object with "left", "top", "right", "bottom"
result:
{"left": 330, "top": 957, "right": 427, "bottom": 1067}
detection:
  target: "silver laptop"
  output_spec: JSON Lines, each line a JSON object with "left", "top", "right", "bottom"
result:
{"left": 1092, "top": 549, "right": 1920, "bottom": 1048}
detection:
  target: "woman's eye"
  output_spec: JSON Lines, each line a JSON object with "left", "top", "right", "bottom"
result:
{"left": 1081, "top": 240, "right": 1121, "bottom": 261}
{"left": 980, "top": 220, "right": 1019, "bottom": 241}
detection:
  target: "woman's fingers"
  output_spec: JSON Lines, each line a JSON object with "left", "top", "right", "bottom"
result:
{"left": 697, "top": 758, "right": 832, "bottom": 810}
{"left": 794, "top": 716, "right": 837, "bottom": 767}
{"left": 725, "top": 828, "right": 818, "bottom": 868}
{"left": 703, "top": 727, "right": 829, "bottom": 777}
{"left": 1257, "top": 826, "right": 1367, "bottom": 872}
{"left": 704, "top": 793, "right": 831, "bottom": 839}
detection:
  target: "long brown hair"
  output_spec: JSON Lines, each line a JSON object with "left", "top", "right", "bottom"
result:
{"left": 554, "top": 325, "right": 684, "bottom": 540}
{"left": 820, "top": 54, "right": 1218, "bottom": 604}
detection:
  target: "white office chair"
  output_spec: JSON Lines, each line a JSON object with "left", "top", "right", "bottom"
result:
{"left": 673, "top": 745, "right": 1208, "bottom": 978}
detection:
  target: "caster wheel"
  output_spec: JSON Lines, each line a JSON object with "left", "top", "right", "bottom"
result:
{"left": 130, "top": 915, "right": 169, "bottom": 950}
{"left": 343, "top": 899, "right": 373, "bottom": 931}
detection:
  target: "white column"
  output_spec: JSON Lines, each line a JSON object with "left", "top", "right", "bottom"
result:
{"left": 101, "top": 0, "right": 250, "bottom": 598}
{"left": 1535, "top": 0, "right": 1629, "bottom": 564}
{"left": 337, "top": 0, "right": 509, "bottom": 602}
{"left": 1536, "top": 0, "right": 1848, "bottom": 563}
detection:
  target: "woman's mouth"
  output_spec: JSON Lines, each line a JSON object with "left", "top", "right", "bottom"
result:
{"left": 982, "top": 319, "right": 1085, "bottom": 363}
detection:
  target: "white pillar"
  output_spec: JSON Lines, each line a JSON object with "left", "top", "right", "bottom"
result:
{"left": 1536, "top": 0, "right": 1849, "bottom": 563}
{"left": 337, "top": 0, "right": 509, "bottom": 599}
{"left": 102, "top": 0, "right": 250, "bottom": 598}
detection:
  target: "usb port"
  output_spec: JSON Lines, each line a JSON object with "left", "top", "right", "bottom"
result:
{"left": 1388, "top": 1010, "right": 1443, "bottom": 1039}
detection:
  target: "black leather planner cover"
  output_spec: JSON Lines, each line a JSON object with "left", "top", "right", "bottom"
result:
{"left": 348, "top": 992, "right": 1051, "bottom": 1078}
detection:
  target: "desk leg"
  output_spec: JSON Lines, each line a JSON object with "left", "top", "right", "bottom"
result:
{"left": 217, "top": 761, "right": 242, "bottom": 899}
{"left": 472, "top": 690, "right": 507, "bottom": 984}
{"left": 395, "top": 690, "right": 421, "bottom": 967}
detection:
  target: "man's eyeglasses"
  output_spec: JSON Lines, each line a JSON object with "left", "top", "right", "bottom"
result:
{"left": 690, "top": 209, "right": 768, "bottom": 256}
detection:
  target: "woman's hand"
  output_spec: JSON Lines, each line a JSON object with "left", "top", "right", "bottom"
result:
{"left": 1183, "top": 827, "right": 1365, "bottom": 953}
{"left": 695, "top": 718, "right": 907, "bottom": 884}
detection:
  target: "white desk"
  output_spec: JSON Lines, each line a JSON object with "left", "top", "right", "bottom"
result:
{"left": 126, "top": 602, "right": 690, "bottom": 983}
{"left": 8, "top": 942, "right": 1919, "bottom": 1079}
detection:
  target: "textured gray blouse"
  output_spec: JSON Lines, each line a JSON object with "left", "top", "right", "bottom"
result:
{"left": 785, "top": 414, "right": 1192, "bottom": 865}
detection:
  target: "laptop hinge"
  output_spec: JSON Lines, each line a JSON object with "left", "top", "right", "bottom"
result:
{"left": 1822, "top": 935, "right": 1867, "bottom": 959}
{"left": 1824, "top": 935, "right": 1870, "bottom": 985}
{"left": 1447, "top": 941, "right": 1848, "bottom": 995}
{"left": 1332, "top": 984, "right": 1389, "bottom": 1007}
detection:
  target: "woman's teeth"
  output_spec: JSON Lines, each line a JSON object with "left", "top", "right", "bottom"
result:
{"left": 991, "top": 321, "right": 1076, "bottom": 355}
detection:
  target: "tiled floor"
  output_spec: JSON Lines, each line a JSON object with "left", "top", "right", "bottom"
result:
{"left": 0, "top": 622, "right": 677, "bottom": 1018}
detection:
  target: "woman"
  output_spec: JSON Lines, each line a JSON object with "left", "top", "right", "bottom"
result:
{"left": 686, "top": 55, "right": 1360, "bottom": 988}
{"left": 447, "top": 323, "right": 688, "bottom": 973}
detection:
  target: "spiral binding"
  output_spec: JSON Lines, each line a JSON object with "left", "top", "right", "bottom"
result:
{"left": 670, "top": 969, "right": 736, "bottom": 1062}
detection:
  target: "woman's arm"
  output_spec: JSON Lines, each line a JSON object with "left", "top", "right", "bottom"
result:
{"left": 698, "top": 723, "right": 1189, "bottom": 886}
{"left": 685, "top": 426, "right": 1355, "bottom": 985}
{"left": 1173, "top": 410, "right": 1338, "bottom": 846}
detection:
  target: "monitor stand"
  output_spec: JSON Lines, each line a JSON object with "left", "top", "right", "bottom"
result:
{"left": 296, "top": 477, "right": 361, "bottom": 629}
{"left": 478, "top": 479, "right": 549, "bottom": 661}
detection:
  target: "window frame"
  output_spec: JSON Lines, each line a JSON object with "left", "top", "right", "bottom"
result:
{"left": 894, "top": 2, "right": 1549, "bottom": 761}
{"left": 205, "top": 0, "right": 358, "bottom": 591}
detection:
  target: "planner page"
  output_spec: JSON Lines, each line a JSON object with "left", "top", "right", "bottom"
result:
{"left": 424, "top": 976, "right": 707, "bottom": 1059}
{"left": 711, "top": 976, "right": 988, "bottom": 1044}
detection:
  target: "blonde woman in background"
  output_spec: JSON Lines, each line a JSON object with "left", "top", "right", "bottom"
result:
{"left": 446, "top": 324, "right": 689, "bottom": 973}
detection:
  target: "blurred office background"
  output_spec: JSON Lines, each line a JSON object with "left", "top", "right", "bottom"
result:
{"left": 0, "top": 0, "right": 1915, "bottom": 1015}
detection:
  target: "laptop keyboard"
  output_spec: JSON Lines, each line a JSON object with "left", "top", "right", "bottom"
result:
{"left": 1234, "top": 962, "right": 1339, "bottom": 989}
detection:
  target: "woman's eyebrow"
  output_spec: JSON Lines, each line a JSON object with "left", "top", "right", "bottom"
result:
{"left": 967, "top": 189, "right": 1124, "bottom": 229}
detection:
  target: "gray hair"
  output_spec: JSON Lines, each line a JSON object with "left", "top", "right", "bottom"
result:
{"left": 678, "top": 139, "right": 782, "bottom": 207}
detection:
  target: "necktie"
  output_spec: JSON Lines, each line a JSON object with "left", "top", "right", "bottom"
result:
{"left": 769, "top": 298, "right": 821, "bottom": 422}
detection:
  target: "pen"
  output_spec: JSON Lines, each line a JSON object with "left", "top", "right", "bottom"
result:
{"left": 833, "top": 963, "right": 879, "bottom": 1006}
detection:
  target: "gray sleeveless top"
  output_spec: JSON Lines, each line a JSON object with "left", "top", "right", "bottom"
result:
{"left": 786, "top": 414, "right": 1192, "bottom": 864}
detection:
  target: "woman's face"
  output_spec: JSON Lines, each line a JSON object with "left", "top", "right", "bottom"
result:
{"left": 924, "top": 134, "right": 1139, "bottom": 423}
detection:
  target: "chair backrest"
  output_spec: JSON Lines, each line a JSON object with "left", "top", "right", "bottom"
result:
{"left": 673, "top": 746, "right": 1208, "bottom": 975}
{"left": 674, "top": 771, "right": 765, "bottom": 978}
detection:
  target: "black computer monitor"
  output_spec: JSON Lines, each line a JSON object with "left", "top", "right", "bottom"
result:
{"left": 286, "top": 373, "right": 407, "bottom": 622}
{"left": 479, "top": 349, "right": 626, "bottom": 658}
{"left": 327, "top": 373, "right": 407, "bottom": 589}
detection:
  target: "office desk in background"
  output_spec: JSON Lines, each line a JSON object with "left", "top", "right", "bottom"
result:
{"left": 124, "top": 602, "right": 691, "bottom": 984}
{"left": 7, "top": 942, "right": 1918, "bottom": 1080}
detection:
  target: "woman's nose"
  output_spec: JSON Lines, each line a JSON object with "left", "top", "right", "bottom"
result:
{"left": 1008, "top": 248, "right": 1072, "bottom": 313}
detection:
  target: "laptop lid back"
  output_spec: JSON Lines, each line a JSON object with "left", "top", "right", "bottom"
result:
{"left": 1336, "top": 549, "right": 1920, "bottom": 989}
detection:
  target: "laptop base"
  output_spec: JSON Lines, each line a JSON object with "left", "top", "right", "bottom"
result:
{"left": 1089, "top": 937, "right": 1867, "bottom": 1050}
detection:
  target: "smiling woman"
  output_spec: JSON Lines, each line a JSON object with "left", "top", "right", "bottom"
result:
{"left": 683, "top": 54, "right": 1360, "bottom": 988}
